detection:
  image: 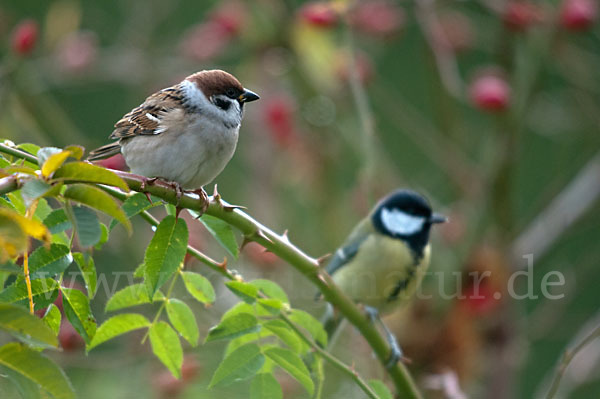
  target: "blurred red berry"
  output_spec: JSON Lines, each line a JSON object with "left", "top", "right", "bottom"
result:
{"left": 460, "top": 280, "right": 501, "bottom": 315}
{"left": 560, "top": 0, "right": 597, "bottom": 31}
{"left": 96, "top": 153, "right": 127, "bottom": 171}
{"left": 503, "top": 2, "right": 543, "bottom": 31}
{"left": 348, "top": 0, "right": 404, "bottom": 38}
{"left": 435, "top": 12, "right": 474, "bottom": 53}
{"left": 59, "top": 321, "right": 85, "bottom": 351}
{"left": 180, "top": 21, "right": 231, "bottom": 61}
{"left": 210, "top": 0, "right": 245, "bottom": 37}
{"left": 153, "top": 370, "right": 184, "bottom": 398}
{"left": 181, "top": 356, "right": 202, "bottom": 382}
{"left": 11, "top": 19, "right": 38, "bottom": 56}
{"left": 56, "top": 31, "right": 98, "bottom": 73}
{"left": 263, "top": 95, "right": 297, "bottom": 147}
{"left": 244, "top": 242, "right": 279, "bottom": 270}
{"left": 299, "top": 2, "right": 338, "bottom": 28}
{"left": 335, "top": 50, "right": 374, "bottom": 85}
{"left": 469, "top": 73, "right": 511, "bottom": 112}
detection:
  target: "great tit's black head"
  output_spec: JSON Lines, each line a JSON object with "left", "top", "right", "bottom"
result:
{"left": 372, "top": 189, "right": 446, "bottom": 258}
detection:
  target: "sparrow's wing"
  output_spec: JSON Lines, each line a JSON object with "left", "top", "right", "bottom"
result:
{"left": 109, "top": 86, "right": 185, "bottom": 140}
{"left": 325, "top": 218, "right": 373, "bottom": 276}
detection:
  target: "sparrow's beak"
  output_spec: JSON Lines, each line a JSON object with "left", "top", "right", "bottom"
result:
{"left": 239, "top": 89, "right": 260, "bottom": 103}
{"left": 429, "top": 213, "right": 447, "bottom": 224}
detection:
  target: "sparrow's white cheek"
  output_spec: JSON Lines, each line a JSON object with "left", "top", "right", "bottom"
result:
{"left": 381, "top": 208, "right": 425, "bottom": 236}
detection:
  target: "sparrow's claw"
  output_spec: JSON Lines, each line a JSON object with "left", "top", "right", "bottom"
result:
{"left": 191, "top": 187, "right": 209, "bottom": 215}
{"left": 364, "top": 306, "right": 405, "bottom": 369}
{"left": 140, "top": 177, "right": 159, "bottom": 203}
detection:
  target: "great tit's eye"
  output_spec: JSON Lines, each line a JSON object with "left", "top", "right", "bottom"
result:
{"left": 225, "top": 88, "right": 237, "bottom": 98}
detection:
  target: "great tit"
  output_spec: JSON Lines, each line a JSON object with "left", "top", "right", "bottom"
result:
{"left": 321, "top": 189, "right": 446, "bottom": 366}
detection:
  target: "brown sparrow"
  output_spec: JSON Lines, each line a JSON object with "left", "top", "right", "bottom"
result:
{"left": 88, "top": 70, "right": 259, "bottom": 206}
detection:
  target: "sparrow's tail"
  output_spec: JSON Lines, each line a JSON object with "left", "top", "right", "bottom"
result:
{"left": 87, "top": 143, "right": 121, "bottom": 161}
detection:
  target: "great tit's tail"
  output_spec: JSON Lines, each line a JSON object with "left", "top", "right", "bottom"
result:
{"left": 87, "top": 143, "right": 122, "bottom": 161}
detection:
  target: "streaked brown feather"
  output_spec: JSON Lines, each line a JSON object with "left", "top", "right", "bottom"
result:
{"left": 109, "top": 85, "right": 185, "bottom": 140}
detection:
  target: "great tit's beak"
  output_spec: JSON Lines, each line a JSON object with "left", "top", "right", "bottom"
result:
{"left": 239, "top": 89, "right": 260, "bottom": 103}
{"left": 429, "top": 213, "right": 447, "bottom": 224}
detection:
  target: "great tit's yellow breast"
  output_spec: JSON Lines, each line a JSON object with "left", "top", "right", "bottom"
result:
{"left": 331, "top": 234, "right": 431, "bottom": 313}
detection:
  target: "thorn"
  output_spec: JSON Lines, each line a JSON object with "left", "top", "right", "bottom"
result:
{"left": 218, "top": 258, "right": 228, "bottom": 269}
{"left": 317, "top": 253, "right": 332, "bottom": 266}
{"left": 175, "top": 206, "right": 183, "bottom": 219}
{"left": 400, "top": 355, "right": 413, "bottom": 365}
{"left": 255, "top": 230, "right": 273, "bottom": 245}
{"left": 222, "top": 203, "right": 247, "bottom": 212}
{"left": 144, "top": 192, "right": 153, "bottom": 204}
{"left": 240, "top": 236, "right": 251, "bottom": 250}
{"left": 212, "top": 184, "right": 220, "bottom": 200}
{"left": 317, "top": 274, "right": 328, "bottom": 286}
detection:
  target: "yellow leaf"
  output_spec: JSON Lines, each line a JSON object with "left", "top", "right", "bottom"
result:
{"left": 0, "top": 215, "right": 27, "bottom": 261}
{"left": 41, "top": 151, "right": 71, "bottom": 178}
{"left": 0, "top": 209, "right": 51, "bottom": 246}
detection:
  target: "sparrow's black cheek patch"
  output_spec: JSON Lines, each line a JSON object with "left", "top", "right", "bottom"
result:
{"left": 214, "top": 98, "right": 231, "bottom": 111}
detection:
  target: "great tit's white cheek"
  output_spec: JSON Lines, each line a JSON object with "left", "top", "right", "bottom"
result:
{"left": 381, "top": 208, "right": 425, "bottom": 236}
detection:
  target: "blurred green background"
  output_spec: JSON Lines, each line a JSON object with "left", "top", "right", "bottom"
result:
{"left": 1, "top": 0, "right": 600, "bottom": 398}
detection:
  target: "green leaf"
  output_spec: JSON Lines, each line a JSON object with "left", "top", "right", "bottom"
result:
{"left": 42, "top": 304, "right": 62, "bottom": 336}
{"left": 41, "top": 150, "right": 72, "bottom": 178}
{"left": 0, "top": 278, "right": 60, "bottom": 303}
{"left": 54, "top": 162, "right": 129, "bottom": 191}
{"left": 181, "top": 271, "right": 215, "bottom": 304}
{"left": 149, "top": 321, "right": 183, "bottom": 378}
{"left": 166, "top": 299, "right": 199, "bottom": 347}
{"left": 265, "top": 347, "right": 314, "bottom": 396}
{"left": 263, "top": 320, "right": 303, "bottom": 353}
{"left": 368, "top": 380, "right": 393, "bottom": 399}
{"left": 73, "top": 253, "right": 96, "bottom": 298}
{"left": 28, "top": 244, "right": 72, "bottom": 280}
{"left": 143, "top": 216, "right": 188, "bottom": 296}
{"left": 72, "top": 205, "right": 101, "bottom": 247}
{"left": 225, "top": 280, "right": 259, "bottom": 304}
{"left": 257, "top": 298, "right": 284, "bottom": 314}
{"left": 32, "top": 198, "right": 52, "bottom": 222}
{"left": 0, "top": 303, "right": 58, "bottom": 347}
{"left": 20, "top": 180, "right": 53, "bottom": 206}
{"left": 197, "top": 213, "right": 239, "bottom": 259}
{"left": 63, "top": 145, "right": 84, "bottom": 160}
{"left": 63, "top": 184, "right": 131, "bottom": 233}
{"left": 17, "top": 143, "right": 41, "bottom": 159}
{"left": 0, "top": 363, "right": 42, "bottom": 399}
{"left": 249, "top": 279, "right": 289, "bottom": 303}
{"left": 250, "top": 373, "right": 283, "bottom": 399}
{"left": 205, "top": 313, "right": 260, "bottom": 343}
{"left": 105, "top": 283, "right": 152, "bottom": 312}
{"left": 289, "top": 309, "right": 328, "bottom": 347}
{"left": 226, "top": 329, "right": 272, "bottom": 356}
{"left": 94, "top": 223, "right": 109, "bottom": 250}
{"left": 109, "top": 192, "right": 160, "bottom": 230}
{"left": 221, "top": 302, "right": 255, "bottom": 320}
{"left": 61, "top": 287, "right": 96, "bottom": 344}
{"left": 88, "top": 313, "right": 151, "bottom": 350}
{"left": 209, "top": 343, "right": 265, "bottom": 388}
{"left": 43, "top": 209, "right": 72, "bottom": 234}
{"left": 0, "top": 343, "right": 75, "bottom": 399}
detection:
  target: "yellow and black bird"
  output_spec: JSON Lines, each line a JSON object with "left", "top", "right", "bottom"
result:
{"left": 321, "top": 189, "right": 446, "bottom": 366}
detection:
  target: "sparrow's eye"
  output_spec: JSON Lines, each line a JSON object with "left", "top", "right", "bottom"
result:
{"left": 225, "top": 88, "right": 237, "bottom": 98}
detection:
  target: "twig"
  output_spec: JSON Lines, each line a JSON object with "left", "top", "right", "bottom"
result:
{"left": 0, "top": 142, "right": 422, "bottom": 398}
{"left": 415, "top": 0, "right": 463, "bottom": 99}
{"left": 545, "top": 323, "right": 600, "bottom": 399}
{"left": 511, "top": 151, "right": 600, "bottom": 265}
